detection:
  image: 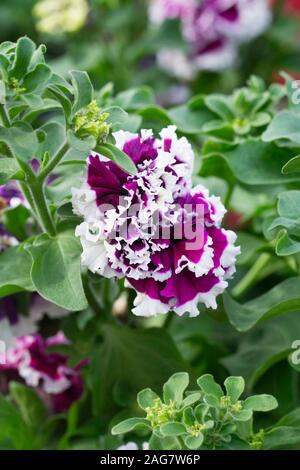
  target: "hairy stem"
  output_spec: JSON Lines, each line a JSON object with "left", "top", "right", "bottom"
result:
{"left": 29, "top": 180, "right": 56, "bottom": 237}
{"left": 19, "top": 181, "right": 39, "bottom": 219}
{"left": 38, "top": 140, "right": 68, "bottom": 182}
{"left": 17, "top": 159, "right": 56, "bottom": 237}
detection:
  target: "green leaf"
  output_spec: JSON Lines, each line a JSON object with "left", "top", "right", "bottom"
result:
{"left": 0, "top": 245, "right": 34, "bottom": 297}
{"left": 48, "top": 85, "right": 72, "bottom": 120}
{"left": 203, "top": 394, "right": 220, "bottom": 408}
{"left": 250, "top": 112, "right": 271, "bottom": 128}
{"left": 234, "top": 409, "right": 253, "bottom": 422}
{"left": 0, "top": 42, "right": 14, "bottom": 54}
{"left": 275, "top": 229, "right": 300, "bottom": 256}
{"left": 139, "top": 105, "right": 171, "bottom": 128}
{"left": 21, "top": 93, "right": 43, "bottom": 109}
{"left": 282, "top": 155, "right": 300, "bottom": 174}
{"left": 197, "top": 374, "right": 223, "bottom": 399}
{"left": 70, "top": 70, "right": 93, "bottom": 114}
{"left": 2, "top": 204, "right": 30, "bottom": 240}
{"left": 0, "top": 125, "right": 39, "bottom": 161}
{"left": 104, "top": 106, "right": 128, "bottom": 130}
{"left": 204, "top": 95, "right": 235, "bottom": 121}
{"left": 224, "top": 377, "right": 245, "bottom": 403}
{"left": 137, "top": 388, "right": 159, "bottom": 410}
{"left": 36, "top": 122, "right": 66, "bottom": 160}
{"left": 9, "top": 382, "right": 47, "bottom": 431}
{"left": 96, "top": 143, "right": 137, "bottom": 175}
{"left": 90, "top": 324, "right": 188, "bottom": 414}
{"left": 194, "top": 404, "right": 210, "bottom": 423}
{"left": 274, "top": 407, "right": 300, "bottom": 427}
{"left": 222, "top": 313, "right": 300, "bottom": 387}
{"left": 235, "top": 419, "right": 252, "bottom": 441}
{"left": 181, "top": 393, "right": 201, "bottom": 408}
{"left": 67, "top": 129, "right": 95, "bottom": 153}
{"left": 149, "top": 433, "right": 181, "bottom": 450}
{"left": 278, "top": 190, "right": 300, "bottom": 218}
{"left": 163, "top": 372, "right": 189, "bottom": 404}
{"left": 111, "top": 418, "right": 150, "bottom": 435}
{"left": 160, "top": 422, "right": 186, "bottom": 437}
{"left": 183, "top": 407, "right": 195, "bottom": 426}
{"left": 120, "top": 113, "right": 142, "bottom": 132}
{"left": 224, "top": 277, "right": 300, "bottom": 331}
{"left": 0, "top": 157, "right": 20, "bottom": 184}
{"left": 268, "top": 191, "right": 300, "bottom": 256}
{"left": 169, "top": 102, "right": 214, "bottom": 134}
{"left": 9, "top": 37, "right": 35, "bottom": 79}
{"left": 184, "top": 433, "right": 204, "bottom": 450}
{"left": 23, "top": 64, "right": 52, "bottom": 93}
{"left": 26, "top": 231, "right": 88, "bottom": 311}
{"left": 115, "top": 87, "right": 154, "bottom": 111}
{"left": 0, "top": 394, "right": 36, "bottom": 449}
{"left": 0, "top": 54, "right": 9, "bottom": 80}
{"left": 262, "top": 111, "right": 300, "bottom": 144}
{"left": 243, "top": 394, "right": 278, "bottom": 412}
{"left": 263, "top": 426, "right": 300, "bottom": 449}
{"left": 23, "top": 100, "right": 61, "bottom": 124}
{"left": 203, "top": 139, "right": 298, "bottom": 185}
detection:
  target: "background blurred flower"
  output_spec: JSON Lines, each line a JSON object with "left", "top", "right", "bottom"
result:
{"left": 0, "top": 332, "right": 84, "bottom": 412}
{"left": 33, "top": 0, "right": 89, "bottom": 34}
{"left": 0, "top": 181, "right": 25, "bottom": 252}
{"left": 150, "top": 0, "right": 271, "bottom": 77}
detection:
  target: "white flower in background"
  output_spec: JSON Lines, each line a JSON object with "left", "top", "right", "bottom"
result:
{"left": 117, "top": 442, "right": 149, "bottom": 450}
{"left": 0, "top": 294, "right": 68, "bottom": 351}
{"left": 33, "top": 0, "right": 89, "bottom": 34}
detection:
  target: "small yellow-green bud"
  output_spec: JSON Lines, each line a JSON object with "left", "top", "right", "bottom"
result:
{"left": 249, "top": 429, "right": 265, "bottom": 450}
{"left": 220, "top": 396, "right": 242, "bottom": 413}
{"left": 232, "top": 117, "right": 251, "bottom": 135}
{"left": 73, "top": 100, "right": 111, "bottom": 144}
{"left": 187, "top": 423, "right": 205, "bottom": 437}
{"left": 145, "top": 398, "right": 177, "bottom": 428}
{"left": 9, "top": 77, "right": 26, "bottom": 95}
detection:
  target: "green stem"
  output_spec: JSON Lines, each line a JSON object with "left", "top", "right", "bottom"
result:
{"left": 19, "top": 181, "right": 39, "bottom": 219}
{"left": 164, "top": 311, "right": 175, "bottom": 329}
{"left": 17, "top": 159, "right": 56, "bottom": 237}
{"left": 29, "top": 181, "right": 56, "bottom": 237}
{"left": 224, "top": 182, "right": 234, "bottom": 208}
{"left": 38, "top": 141, "right": 68, "bottom": 182}
{"left": 231, "top": 253, "right": 271, "bottom": 299}
{"left": 0, "top": 103, "right": 10, "bottom": 127}
{"left": 19, "top": 182, "right": 46, "bottom": 234}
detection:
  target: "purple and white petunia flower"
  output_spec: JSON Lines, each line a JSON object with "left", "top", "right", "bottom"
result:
{"left": 0, "top": 294, "right": 68, "bottom": 348}
{"left": 0, "top": 331, "right": 84, "bottom": 412}
{"left": 0, "top": 181, "right": 25, "bottom": 209}
{"left": 149, "top": 0, "right": 197, "bottom": 24}
{"left": 73, "top": 126, "right": 240, "bottom": 318}
{"left": 149, "top": 0, "right": 271, "bottom": 77}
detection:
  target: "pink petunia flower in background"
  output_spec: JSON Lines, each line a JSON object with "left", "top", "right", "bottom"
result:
{"left": 149, "top": 0, "right": 271, "bottom": 78}
{"left": 0, "top": 332, "right": 84, "bottom": 412}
